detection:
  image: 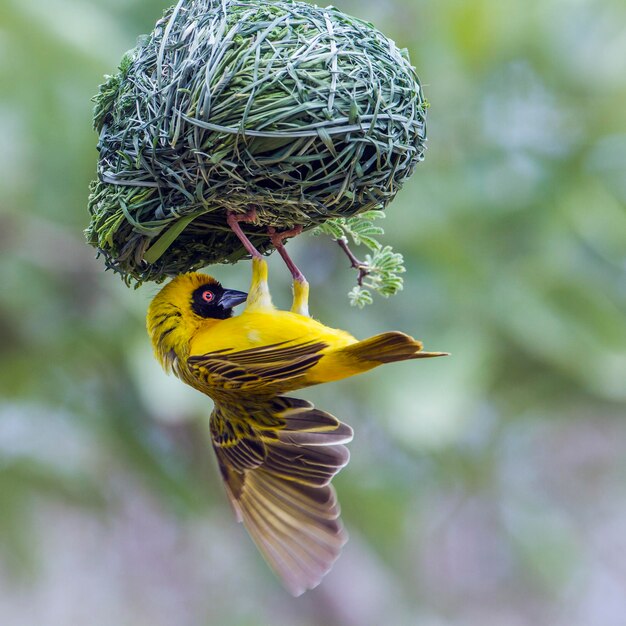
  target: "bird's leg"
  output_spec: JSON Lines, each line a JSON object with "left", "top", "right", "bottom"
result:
{"left": 227, "top": 210, "right": 273, "bottom": 311}
{"left": 268, "top": 226, "right": 310, "bottom": 317}
{"left": 227, "top": 209, "right": 263, "bottom": 260}
{"left": 268, "top": 226, "right": 306, "bottom": 282}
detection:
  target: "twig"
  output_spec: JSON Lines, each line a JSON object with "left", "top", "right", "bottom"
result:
{"left": 336, "top": 236, "right": 369, "bottom": 286}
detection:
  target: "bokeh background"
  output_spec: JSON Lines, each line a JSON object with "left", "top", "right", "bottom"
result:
{"left": 1, "top": 0, "right": 626, "bottom": 624}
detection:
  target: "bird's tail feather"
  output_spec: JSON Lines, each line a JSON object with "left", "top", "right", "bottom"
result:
{"left": 342, "top": 331, "right": 448, "bottom": 364}
{"left": 212, "top": 396, "right": 353, "bottom": 596}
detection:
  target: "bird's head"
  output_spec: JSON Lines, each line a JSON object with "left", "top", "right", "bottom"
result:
{"left": 146, "top": 273, "right": 247, "bottom": 371}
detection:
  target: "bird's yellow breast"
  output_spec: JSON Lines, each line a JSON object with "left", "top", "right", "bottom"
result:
{"left": 189, "top": 309, "right": 356, "bottom": 357}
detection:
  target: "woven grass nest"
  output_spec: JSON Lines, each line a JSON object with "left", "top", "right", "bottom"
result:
{"left": 87, "top": 0, "right": 427, "bottom": 284}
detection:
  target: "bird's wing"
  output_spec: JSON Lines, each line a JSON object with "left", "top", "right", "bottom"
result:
{"left": 187, "top": 339, "right": 328, "bottom": 391}
{"left": 210, "top": 396, "right": 353, "bottom": 596}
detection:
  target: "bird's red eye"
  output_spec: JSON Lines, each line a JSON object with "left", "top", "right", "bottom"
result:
{"left": 202, "top": 290, "right": 214, "bottom": 303}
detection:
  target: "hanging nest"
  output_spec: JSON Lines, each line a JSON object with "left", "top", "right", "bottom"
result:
{"left": 87, "top": 0, "right": 427, "bottom": 284}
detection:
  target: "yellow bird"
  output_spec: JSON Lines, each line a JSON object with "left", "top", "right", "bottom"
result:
{"left": 146, "top": 213, "right": 446, "bottom": 596}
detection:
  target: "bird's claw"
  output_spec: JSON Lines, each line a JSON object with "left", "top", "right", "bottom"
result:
{"left": 227, "top": 208, "right": 258, "bottom": 227}
{"left": 268, "top": 225, "right": 303, "bottom": 248}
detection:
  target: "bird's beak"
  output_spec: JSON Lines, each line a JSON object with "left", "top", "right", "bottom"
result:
{"left": 218, "top": 289, "right": 248, "bottom": 309}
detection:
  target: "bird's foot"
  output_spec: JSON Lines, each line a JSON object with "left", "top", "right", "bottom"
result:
{"left": 268, "top": 225, "right": 303, "bottom": 248}
{"left": 227, "top": 209, "right": 263, "bottom": 260}
{"left": 228, "top": 207, "right": 258, "bottom": 225}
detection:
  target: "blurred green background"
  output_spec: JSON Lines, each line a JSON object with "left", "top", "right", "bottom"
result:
{"left": 1, "top": 0, "right": 626, "bottom": 624}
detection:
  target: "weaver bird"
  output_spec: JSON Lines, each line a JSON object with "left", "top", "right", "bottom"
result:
{"left": 146, "top": 214, "right": 446, "bottom": 595}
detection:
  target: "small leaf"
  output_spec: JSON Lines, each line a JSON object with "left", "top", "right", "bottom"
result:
{"left": 357, "top": 235, "right": 382, "bottom": 251}
{"left": 348, "top": 286, "right": 373, "bottom": 308}
{"left": 357, "top": 210, "right": 386, "bottom": 221}
{"left": 311, "top": 219, "right": 345, "bottom": 239}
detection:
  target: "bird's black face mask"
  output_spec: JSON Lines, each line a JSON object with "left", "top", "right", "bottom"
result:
{"left": 191, "top": 283, "right": 248, "bottom": 319}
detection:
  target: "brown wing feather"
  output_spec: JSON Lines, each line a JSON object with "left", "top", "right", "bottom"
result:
{"left": 210, "top": 396, "right": 353, "bottom": 596}
{"left": 188, "top": 340, "right": 329, "bottom": 391}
